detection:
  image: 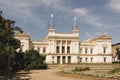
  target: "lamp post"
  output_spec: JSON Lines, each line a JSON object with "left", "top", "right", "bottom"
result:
{"left": 5, "top": 19, "right": 15, "bottom": 80}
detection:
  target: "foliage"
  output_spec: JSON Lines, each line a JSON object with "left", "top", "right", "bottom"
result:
{"left": 24, "top": 49, "right": 48, "bottom": 70}
{"left": 14, "top": 51, "right": 25, "bottom": 71}
{"left": 0, "top": 10, "right": 47, "bottom": 75}
{"left": 108, "top": 67, "right": 120, "bottom": 74}
{"left": 116, "top": 48, "right": 120, "bottom": 61}
{"left": 0, "top": 10, "right": 23, "bottom": 73}
{"left": 73, "top": 67, "right": 90, "bottom": 72}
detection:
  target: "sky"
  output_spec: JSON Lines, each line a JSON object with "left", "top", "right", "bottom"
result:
{"left": 0, "top": 0, "right": 120, "bottom": 44}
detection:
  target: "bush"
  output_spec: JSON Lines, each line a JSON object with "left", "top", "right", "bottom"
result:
{"left": 24, "top": 49, "right": 48, "bottom": 70}
{"left": 108, "top": 67, "right": 120, "bottom": 74}
{"left": 73, "top": 67, "right": 90, "bottom": 72}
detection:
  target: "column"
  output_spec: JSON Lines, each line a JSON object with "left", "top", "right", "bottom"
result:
{"left": 65, "top": 56, "right": 68, "bottom": 64}
{"left": 54, "top": 40, "right": 56, "bottom": 54}
{"left": 65, "top": 40, "right": 67, "bottom": 54}
{"left": 49, "top": 41, "right": 51, "bottom": 53}
{"left": 60, "top": 56, "right": 62, "bottom": 64}
{"left": 71, "top": 41, "right": 73, "bottom": 54}
{"left": 60, "top": 40, "right": 62, "bottom": 54}
{"left": 26, "top": 39, "right": 29, "bottom": 50}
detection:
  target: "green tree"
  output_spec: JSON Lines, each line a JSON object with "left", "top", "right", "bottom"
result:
{"left": 24, "top": 49, "right": 47, "bottom": 70}
{"left": 0, "top": 10, "right": 23, "bottom": 73}
{"left": 116, "top": 48, "right": 120, "bottom": 62}
{"left": 14, "top": 51, "right": 25, "bottom": 71}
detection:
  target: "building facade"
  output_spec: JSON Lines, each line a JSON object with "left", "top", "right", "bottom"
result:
{"left": 15, "top": 25, "right": 112, "bottom": 64}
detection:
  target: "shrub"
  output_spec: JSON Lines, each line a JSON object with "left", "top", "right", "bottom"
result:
{"left": 73, "top": 67, "right": 90, "bottom": 72}
{"left": 108, "top": 67, "right": 120, "bottom": 74}
{"left": 24, "top": 49, "right": 48, "bottom": 70}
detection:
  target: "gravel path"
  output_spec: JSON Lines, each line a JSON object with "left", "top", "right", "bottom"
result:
{"left": 17, "top": 64, "right": 117, "bottom": 80}
{"left": 28, "top": 69, "right": 78, "bottom": 80}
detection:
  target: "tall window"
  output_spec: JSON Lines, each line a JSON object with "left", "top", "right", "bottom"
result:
{"left": 67, "top": 46, "right": 70, "bottom": 53}
{"left": 56, "top": 46, "right": 59, "bottom": 53}
{"left": 90, "top": 48, "right": 93, "bottom": 54}
{"left": 62, "top": 46, "right": 65, "bottom": 53}
{"left": 104, "top": 57, "right": 106, "bottom": 62}
{"left": 79, "top": 48, "right": 82, "bottom": 53}
{"left": 38, "top": 47, "right": 40, "bottom": 52}
{"left": 103, "top": 47, "right": 107, "bottom": 53}
{"left": 85, "top": 57, "right": 88, "bottom": 62}
{"left": 43, "top": 47, "right": 46, "bottom": 53}
{"left": 80, "top": 57, "right": 82, "bottom": 62}
{"left": 91, "top": 57, "right": 93, "bottom": 62}
{"left": 85, "top": 48, "right": 87, "bottom": 54}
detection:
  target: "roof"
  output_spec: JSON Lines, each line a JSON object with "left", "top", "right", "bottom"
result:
{"left": 83, "top": 34, "right": 112, "bottom": 43}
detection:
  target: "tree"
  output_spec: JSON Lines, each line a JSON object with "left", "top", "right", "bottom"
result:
{"left": 116, "top": 48, "right": 120, "bottom": 62}
{"left": 14, "top": 51, "right": 25, "bottom": 71}
{"left": 0, "top": 10, "right": 23, "bottom": 73}
{"left": 24, "top": 49, "right": 48, "bottom": 70}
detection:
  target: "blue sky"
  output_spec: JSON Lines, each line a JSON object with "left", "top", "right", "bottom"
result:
{"left": 0, "top": 0, "right": 120, "bottom": 44}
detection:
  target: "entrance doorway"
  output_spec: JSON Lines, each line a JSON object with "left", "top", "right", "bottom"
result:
{"left": 57, "top": 56, "right": 60, "bottom": 64}
{"left": 62, "top": 56, "right": 65, "bottom": 64}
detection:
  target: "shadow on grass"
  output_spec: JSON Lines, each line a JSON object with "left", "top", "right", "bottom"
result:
{"left": 0, "top": 71, "right": 31, "bottom": 80}
{"left": 13, "top": 71, "right": 31, "bottom": 80}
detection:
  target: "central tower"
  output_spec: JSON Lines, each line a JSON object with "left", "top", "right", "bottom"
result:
{"left": 72, "top": 16, "right": 79, "bottom": 37}
{"left": 48, "top": 14, "right": 55, "bottom": 36}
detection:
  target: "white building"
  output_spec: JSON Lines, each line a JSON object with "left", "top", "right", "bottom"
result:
{"left": 14, "top": 17, "right": 112, "bottom": 64}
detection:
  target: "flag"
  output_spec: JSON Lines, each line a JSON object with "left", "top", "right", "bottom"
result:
{"left": 51, "top": 14, "right": 53, "bottom": 18}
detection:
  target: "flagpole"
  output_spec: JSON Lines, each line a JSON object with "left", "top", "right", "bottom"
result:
{"left": 74, "top": 16, "right": 76, "bottom": 27}
{"left": 51, "top": 14, "right": 53, "bottom": 27}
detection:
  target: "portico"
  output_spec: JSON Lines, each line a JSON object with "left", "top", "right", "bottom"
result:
{"left": 52, "top": 56, "right": 71, "bottom": 64}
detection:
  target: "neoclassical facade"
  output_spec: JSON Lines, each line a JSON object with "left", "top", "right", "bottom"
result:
{"left": 15, "top": 25, "right": 112, "bottom": 64}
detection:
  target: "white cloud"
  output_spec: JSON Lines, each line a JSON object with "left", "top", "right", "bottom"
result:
{"left": 0, "top": 0, "right": 46, "bottom": 29}
{"left": 0, "top": 0, "right": 119, "bottom": 30}
{"left": 106, "top": 0, "right": 120, "bottom": 13}
{"left": 74, "top": 8, "right": 88, "bottom": 16}
{"left": 85, "top": 32, "right": 92, "bottom": 39}
{"left": 72, "top": 7, "right": 113, "bottom": 29}
{"left": 85, "top": 15, "right": 108, "bottom": 28}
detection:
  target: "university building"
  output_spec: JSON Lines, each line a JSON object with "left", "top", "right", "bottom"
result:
{"left": 14, "top": 17, "right": 112, "bottom": 64}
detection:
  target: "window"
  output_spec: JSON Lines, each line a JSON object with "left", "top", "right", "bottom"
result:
{"left": 85, "top": 57, "right": 88, "bottom": 62}
{"left": 43, "top": 47, "right": 46, "bottom": 53}
{"left": 38, "top": 47, "right": 40, "bottom": 52}
{"left": 77, "top": 57, "right": 79, "bottom": 63}
{"left": 85, "top": 48, "right": 87, "bottom": 54}
{"left": 67, "top": 46, "right": 70, "bottom": 53}
{"left": 56, "top": 46, "right": 59, "bottom": 53}
{"left": 80, "top": 58, "right": 82, "bottom": 62}
{"left": 104, "top": 57, "right": 106, "bottom": 62}
{"left": 90, "top": 48, "right": 93, "bottom": 54}
{"left": 79, "top": 48, "right": 82, "bottom": 53}
{"left": 91, "top": 57, "right": 93, "bottom": 62}
{"left": 103, "top": 47, "right": 107, "bottom": 53}
{"left": 62, "top": 46, "right": 65, "bottom": 53}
